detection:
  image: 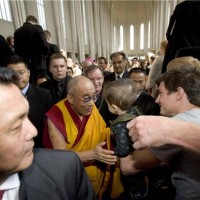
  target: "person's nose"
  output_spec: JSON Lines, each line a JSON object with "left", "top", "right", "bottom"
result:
{"left": 87, "top": 98, "right": 95, "bottom": 105}
{"left": 24, "top": 117, "right": 38, "bottom": 141}
{"left": 155, "top": 95, "right": 160, "bottom": 103}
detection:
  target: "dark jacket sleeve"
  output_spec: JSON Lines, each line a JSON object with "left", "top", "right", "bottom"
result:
{"left": 35, "top": 25, "right": 50, "bottom": 55}
{"left": 111, "top": 121, "right": 133, "bottom": 158}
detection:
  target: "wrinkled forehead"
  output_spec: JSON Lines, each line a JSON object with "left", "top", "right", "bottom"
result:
{"left": 75, "top": 79, "right": 95, "bottom": 94}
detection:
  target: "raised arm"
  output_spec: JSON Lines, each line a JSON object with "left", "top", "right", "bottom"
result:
{"left": 47, "top": 118, "right": 117, "bottom": 165}
{"left": 127, "top": 116, "right": 200, "bottom": 154}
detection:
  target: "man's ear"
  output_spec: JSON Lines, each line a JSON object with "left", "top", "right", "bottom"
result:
{"left": 67, "top": 93, "right": 73, "bottom": 104}
{"left": 176, "top": 87, "right": 184, "bottom": 100}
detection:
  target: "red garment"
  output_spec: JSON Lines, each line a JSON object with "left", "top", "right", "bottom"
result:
{"left": 43, "top": 100, "right": 90, "bottom": 148}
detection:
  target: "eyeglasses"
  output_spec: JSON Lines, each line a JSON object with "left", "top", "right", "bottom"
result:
{"left": 70, "top": 93, "right": 96, "bottom": 104}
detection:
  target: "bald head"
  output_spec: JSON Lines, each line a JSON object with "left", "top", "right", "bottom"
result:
{"left": 67, "top": 75, "right": 94, "bottom": 94}
{"left": 67, "top": 75, "right": 96, "bottom": 117}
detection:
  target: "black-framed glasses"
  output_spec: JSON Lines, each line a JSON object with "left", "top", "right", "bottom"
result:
{"left": 70, "top": 93, "right": 96, "bottom": 104}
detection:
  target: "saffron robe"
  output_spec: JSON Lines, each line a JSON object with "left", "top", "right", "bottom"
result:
{"left": 43, "top": 99, "right": 123, "bottom": 198}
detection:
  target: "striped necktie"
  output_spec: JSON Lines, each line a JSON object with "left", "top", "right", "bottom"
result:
{"left": 0, "top": 190, "right": 5, "bottom": 200}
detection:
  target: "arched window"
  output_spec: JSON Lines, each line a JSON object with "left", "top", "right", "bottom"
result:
{"left": 120, "top": 25, "right": 123, "bottom": 51}
{"left": 36, "top": 0, "right": 46, "bottom": 29}
{"left": 148, "top": 21, "right": 150, "bottom": 48}
{"left": 0, "top": 0, "right": 12, "bottom": 21}
{"left": 140, "top": 23, "right": 144, "bottom": 49}
{"left": 130, "top": 25, "right": 134, "bottom": 50}
{"left": 114, "top": 25, "right": 116, "bottom": 50}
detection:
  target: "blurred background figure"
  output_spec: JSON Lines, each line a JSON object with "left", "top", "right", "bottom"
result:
{"left": 67, "top": 57, "right": 82, "bottom": 77}
{"left": 146, "top": 40, "right": 168, "bottom": 98}
{"left": 67, "top": 66, "right": 74, "bottom": 77}
{"left": 0, "top": 34, "right": 15, "bottom": 66}
{"left": 6, "top": 35, "right": 15, "bottom": 52}
{"left": 36, "top": 73, "right": 50, "bottom": 85}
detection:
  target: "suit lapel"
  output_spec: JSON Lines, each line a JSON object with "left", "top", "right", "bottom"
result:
{"left": 19, "top": 163, "right": 57, "bottom": 200}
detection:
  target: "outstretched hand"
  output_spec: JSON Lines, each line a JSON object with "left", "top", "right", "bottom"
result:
{"left": 93, "top": 142, "right": 117, "bottom": 165}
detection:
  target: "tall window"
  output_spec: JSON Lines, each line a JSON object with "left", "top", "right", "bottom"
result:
{"left": 36, "top": 0, "right": 46, "bottom": 29}
{"left": 0, "top": 0, "right": 12, "bottom": 21}
{"left": 82, "top": 0, "right": 88, "bottom": 45}
{"left": 148, "top": 21, "right": 150, "bottom": 48}
{"left": 114, "top": 25, "right": 116, "bottom": 50}
{"left": 140, "top": 23, "right": 144, "bottom": 49}
{"left": 119, "top": 25, "right": 123, "bottom": 51}
{"left": 130, "top": 25, "right": 134, "bottom": 50}
{"left": 60, "top": 0, "right": 67, "bottom": 39}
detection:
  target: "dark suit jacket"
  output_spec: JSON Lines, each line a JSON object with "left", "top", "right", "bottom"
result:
{"left": 162, "top": 1, "right": 200, "bottom": 72}
{"left": 134, "top": 91, "right": 160, "bottom": 115}
{"left": 0, "top": 35, "right": 15, "bottom": 66}
{"left": 104, "top": 70, "right": 129, "bottom": 82}
{"left": 19, "top": 148, "right": 96, "bottom": 200}
{"left": 26, "top": 84, "right": 54, "bottom": 147}
{"left": 14, "top": 22, "right": 49, "bottom": 70}
{"left": 39, "top": 76, "right": 71, "bottom": 104}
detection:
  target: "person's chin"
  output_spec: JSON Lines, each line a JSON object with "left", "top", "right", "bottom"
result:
{"left": 24, "top": 151, "right": 34, "bottom": 168}
{"left": 85, "top": 109, "right": 92, "bottom": 115}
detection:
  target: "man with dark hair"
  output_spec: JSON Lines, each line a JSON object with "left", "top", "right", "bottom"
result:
{"left": 0, "top": 67, "right": 96, "bottom": 200}
{"left": 104, "top": 51, "right": 129, "bottom": 82}
{"left": 39, "top": 53, "right": 71, "bottom": 103}
{"left": 5, "top": 55, "right": 53, "bottom": 148}
{"left": 97, "top": 57, "right": 112, "bottom": 75}
{"left": 14, "top": 15, "right": 49, "bottom": 83}
{"left": 129, "top": 67, "right": 160, "bottom": 115}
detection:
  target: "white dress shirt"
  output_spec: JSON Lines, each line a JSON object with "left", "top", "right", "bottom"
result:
{"left": 0, "top": 173, "right": 20, "bottom": 200}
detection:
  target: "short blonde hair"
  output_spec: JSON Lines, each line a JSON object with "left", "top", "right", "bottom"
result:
{"left": 103, "top": 78, "right": 137, "bottom": 111}
{"left": 167, "top": 56, "right": 200, "bottom": 71}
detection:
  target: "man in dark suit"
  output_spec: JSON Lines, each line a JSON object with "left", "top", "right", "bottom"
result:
{"left": 0, "top": 67, "right": 96, "bottom": 199}
{"left": 6, "top": 55, "right": 54, "bottom": 148}
{"left": 39, "top": 53, "right": 71, "bottom": 104}
{"left": 162, "top": 1, "right": 200, "bottom": 73}
{"left": 129, "top": 67, "right": 160, "bottom": 115}
{"left": 14, "top": 15, "right": 49, "bottom": 83}
{"left": 104, "top": 51, "right": 129, "bottom": 82}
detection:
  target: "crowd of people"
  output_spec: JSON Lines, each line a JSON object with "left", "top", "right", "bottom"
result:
{"left": 1, "top": 1, "right": 200, "bottom": 199}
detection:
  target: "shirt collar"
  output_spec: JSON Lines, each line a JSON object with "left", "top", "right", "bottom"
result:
{"left": 115, "top": 71, "right": 125, "bottom": 79}
{"left": 21, "top": 83, "right": 29, "bottom": 96}
{"left": 0, "top": 174, "right": 20, "bottom": 190}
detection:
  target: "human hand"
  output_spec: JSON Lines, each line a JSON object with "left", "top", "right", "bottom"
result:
{"left": 127, "top": 116, "right": 168, "bottom": 149}
{"left": 93, "top": 142, "right": 117, "bottom": 165}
